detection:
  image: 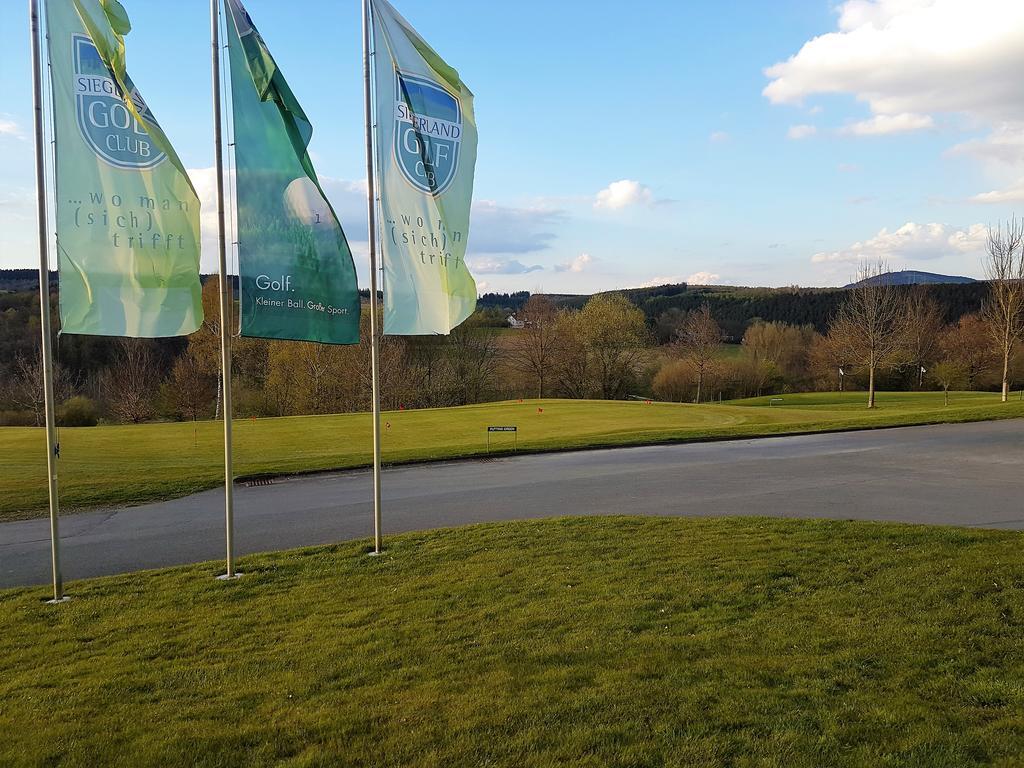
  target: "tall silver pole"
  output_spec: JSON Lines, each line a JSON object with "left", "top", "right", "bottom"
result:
{"left": 30, "top": 0, "right": 65, "bottom": 604}
{"left": 362, "top": 0, "right": 383, "bottom": 554}
{"left": 211, "top": 0, "right": 238, "bottom": 579}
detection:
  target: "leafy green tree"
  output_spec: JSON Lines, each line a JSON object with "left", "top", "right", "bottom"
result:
{"left": 577, "top": 295, "right": 649, "bottom": 399}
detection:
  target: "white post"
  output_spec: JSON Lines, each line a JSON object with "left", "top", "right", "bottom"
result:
{"left": 211, "top": 0, "right": 239, "bottom": 579}
{"left": 29, "top": 0, "right": 66, "bottom": 604}
{"left": 362, "top": 0, "right": 384, "bottom": 554}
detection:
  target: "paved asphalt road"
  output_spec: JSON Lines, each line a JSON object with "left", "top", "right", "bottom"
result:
{"left": 3, "top": 420, "right": 1023, "bottom": 588}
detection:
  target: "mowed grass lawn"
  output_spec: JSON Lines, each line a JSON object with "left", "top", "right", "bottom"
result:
{"left": 3, "top": 517, "right": 1024, "bottom": 767}
{"left": 1, "top": 391, "right": 1023, "bottom": 520}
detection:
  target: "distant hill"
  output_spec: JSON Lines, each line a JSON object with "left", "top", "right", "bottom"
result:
{"left": 0, "top": 269, "right": 54, "bottom": 293}
{"left": 844, "top": 270, "right": 978, "bottom": 288}
{"left": 2, "top": 271, "right": 991, "bottom": 343}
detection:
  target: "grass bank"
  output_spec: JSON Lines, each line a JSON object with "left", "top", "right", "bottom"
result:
{"left": 2, "top": 517, "right": 1023, "bottom": 767}
{"left": 1, "top": 391, "right": 1022, "bottom": 520}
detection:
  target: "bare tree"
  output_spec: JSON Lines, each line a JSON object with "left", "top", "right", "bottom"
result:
{"left": 939, "top": 313, "right": 998, "bottom": 390}
{"left": 553, "top": 310, "right": 591, "bottom": 398}
{"left": 103, "top": 339, "right": 160, "bottom": 423}
{"left": 673, "top": 304, "right": 722, "bottom": 404}
{"left": 904, "top": 287, "right": 944, "bottom": 388}
{"left": 827, "top": 260, "right": 907, "bottom": 408}
{"left": 807, "top": 332, "right": 845, "bottom": 392}
{"left": 446, "top": 322, "right": 500, "bottom": 405}
{"left": 981, "top": 218, "right": 1024, "bottom": 402}
{"left": 375, "top": 333, "right": 412, "bottom": 411}
{"left": 5, "top": 352, "right": 76, "bottom": 425}
{"left": 506, "top": 295, "right": 560, "bottom": 398}
{"left": 167, "top": 348, "right": 216, "bottom": 421}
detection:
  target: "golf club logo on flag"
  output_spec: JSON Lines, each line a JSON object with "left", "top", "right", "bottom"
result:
{"left": 394, "top": 71, "right": 462, "bottom": 196}
{"left": 225, "top": 0, "right": 254, "bottom": 36}
{"left": 73, "top": 34, "right": 165, "bottom": 169}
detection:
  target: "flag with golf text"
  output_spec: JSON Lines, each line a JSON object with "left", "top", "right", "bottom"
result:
{"left": 371, "top": 0, "right": 478, "bottom": 335}
{"left": 224, "top": 0, "right": 360, "bottom": 344}
{"left": 45, "top": 0, "right": 202, "bottom": 337}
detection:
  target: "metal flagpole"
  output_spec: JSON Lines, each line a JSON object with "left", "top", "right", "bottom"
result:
{"left": 362, "top": 0, "right": 384, "bottom": 555}
{"left": 30, "top": 0, "right": 67, "bottom": 604}
{"left": 211, "top": 0, "right": 239, "bottom": 579}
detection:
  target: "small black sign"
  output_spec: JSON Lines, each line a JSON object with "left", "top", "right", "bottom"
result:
{"left": 487, "top": 426, "right": 517, "bottom": 432}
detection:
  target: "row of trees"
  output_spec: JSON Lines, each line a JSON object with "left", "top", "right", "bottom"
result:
{"left": 653, "top": 221, "right": 1024, "bottom": 407}
{"left": 2, "top": 220, "right": 1022, "bottom": 423}
{"left": 652, "top": 308, "right": 1024, "bottom": 406}
{"left": 0, "top": 283, "right": 654, "bottom": 425}
{"left": 827, "top": 222, "right": 1024, "bottom": 407}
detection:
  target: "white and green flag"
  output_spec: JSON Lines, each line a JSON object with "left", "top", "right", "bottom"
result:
{"left": 370, "top": 0, "right": 478, "bottom": 335}
{"left": 224, "top": 0, "right": 361, "bottom": 344}
{"left": 45, "top": 0, "right": 202, "bottom": 337}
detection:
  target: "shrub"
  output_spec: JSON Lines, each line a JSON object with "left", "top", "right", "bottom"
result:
{"left": 652, "top": 360, "right": 693, "bottom": 402}
{"left": 0, "top": 410, "right": 37, "bottom": 427}
{"left": 58, "top": 396, "right": 99, "bottom": 427}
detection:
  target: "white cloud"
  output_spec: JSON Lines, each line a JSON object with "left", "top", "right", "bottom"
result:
{"left": 949, "top": 125, "right": 1024, "bottom": 201}
{"left": 709, "top": 131, "right": 730, "bottom": 143}
{"left": 468, "top": 200, "right": 565, "bottom": 254}
{"left": 837, "top": 163, "right": 860, "bottom": 173}
{"left": 787, "top": 124, "right": 817, "bottom": 140}
{"left": 971, "top": 182, "right": 1024, "bottom": 204}
{"left": 0, "top": 188, "right": 33, "bottom": 211}
{"left": 634, "top": 276, "right": 686, "bottom": 288}
{"left": 811, "top": 221, "right": 987, "bottom": 264}
{"left": 594, "top": 180, "right": 654, "bottom": 210}
{"left": 188, "top": 168, "right": 568, "bottom": 272}
{"left": 634, "top": 273, "right": 726, "bottom": 288}
{"left": 765, "top": 0, "right": 1024, "bottom": 199}
{"left": 948, "top": 124, "right": 1024, "bottom": 170}
{"left": 0, "top": 118, "right": 22, "bottom": 138}
{"left": 185, "top": 167, "right": 221, "bottom": 271}
{"left": 840, "top": 112, "right": 935, "bottom": 136}
{"left": 554, "top": 253, "right": 593, "bottom": 273}
{"left": 765, "top": 0, "right": 1024, "bottom": 122}
{"left": 469, "top": 256, "right": 543, "bottom": 275}
{"left": 685, "top": 271, "right": 721, "bottom": 285}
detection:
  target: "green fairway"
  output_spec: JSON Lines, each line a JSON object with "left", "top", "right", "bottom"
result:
{"left": 1, "top": 391, "right": 1022, "bottom": 520}
{"left": 2, "top": 517, "right": 1023, "bottom": 767}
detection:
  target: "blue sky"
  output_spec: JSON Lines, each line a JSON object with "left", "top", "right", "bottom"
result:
{"left": 2, "top": 0, "right": 1023, "bottom": 291}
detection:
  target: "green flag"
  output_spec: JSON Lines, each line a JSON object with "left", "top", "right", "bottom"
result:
{"left": 45, "top": 0, "right": 203, "bottom": 337}
{"left": 224, "top": 0, "right": 360, "bottom": 345}
{"left": 371, "top": 0, "right": 478, "bottom": 335}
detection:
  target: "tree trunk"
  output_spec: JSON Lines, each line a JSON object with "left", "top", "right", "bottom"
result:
{"left": 944, "top": 388, "right": 949, "bottom": 407}
{"left": 696, "top": 370, "right": 703, "bottom": 405}
{"left": 868, "top": 366, "right": 876, "bottom": 409}
{"left": 214, "top": 373, "right": 222, "bottom": 421}
{"left": 1002, "top": 352, "right": 1010, "bottom": 403}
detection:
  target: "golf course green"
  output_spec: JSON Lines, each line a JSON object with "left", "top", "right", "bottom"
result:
{"left": 3, "top": 517, "right": 1023, "bottom": 767}
{"left": 1, "top": 391, "right": 1022, "bottom": 520}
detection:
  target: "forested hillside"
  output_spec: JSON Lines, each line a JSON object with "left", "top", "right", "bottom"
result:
{"left": 1, "top": 274, "right": 1014, "bottom": 427}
